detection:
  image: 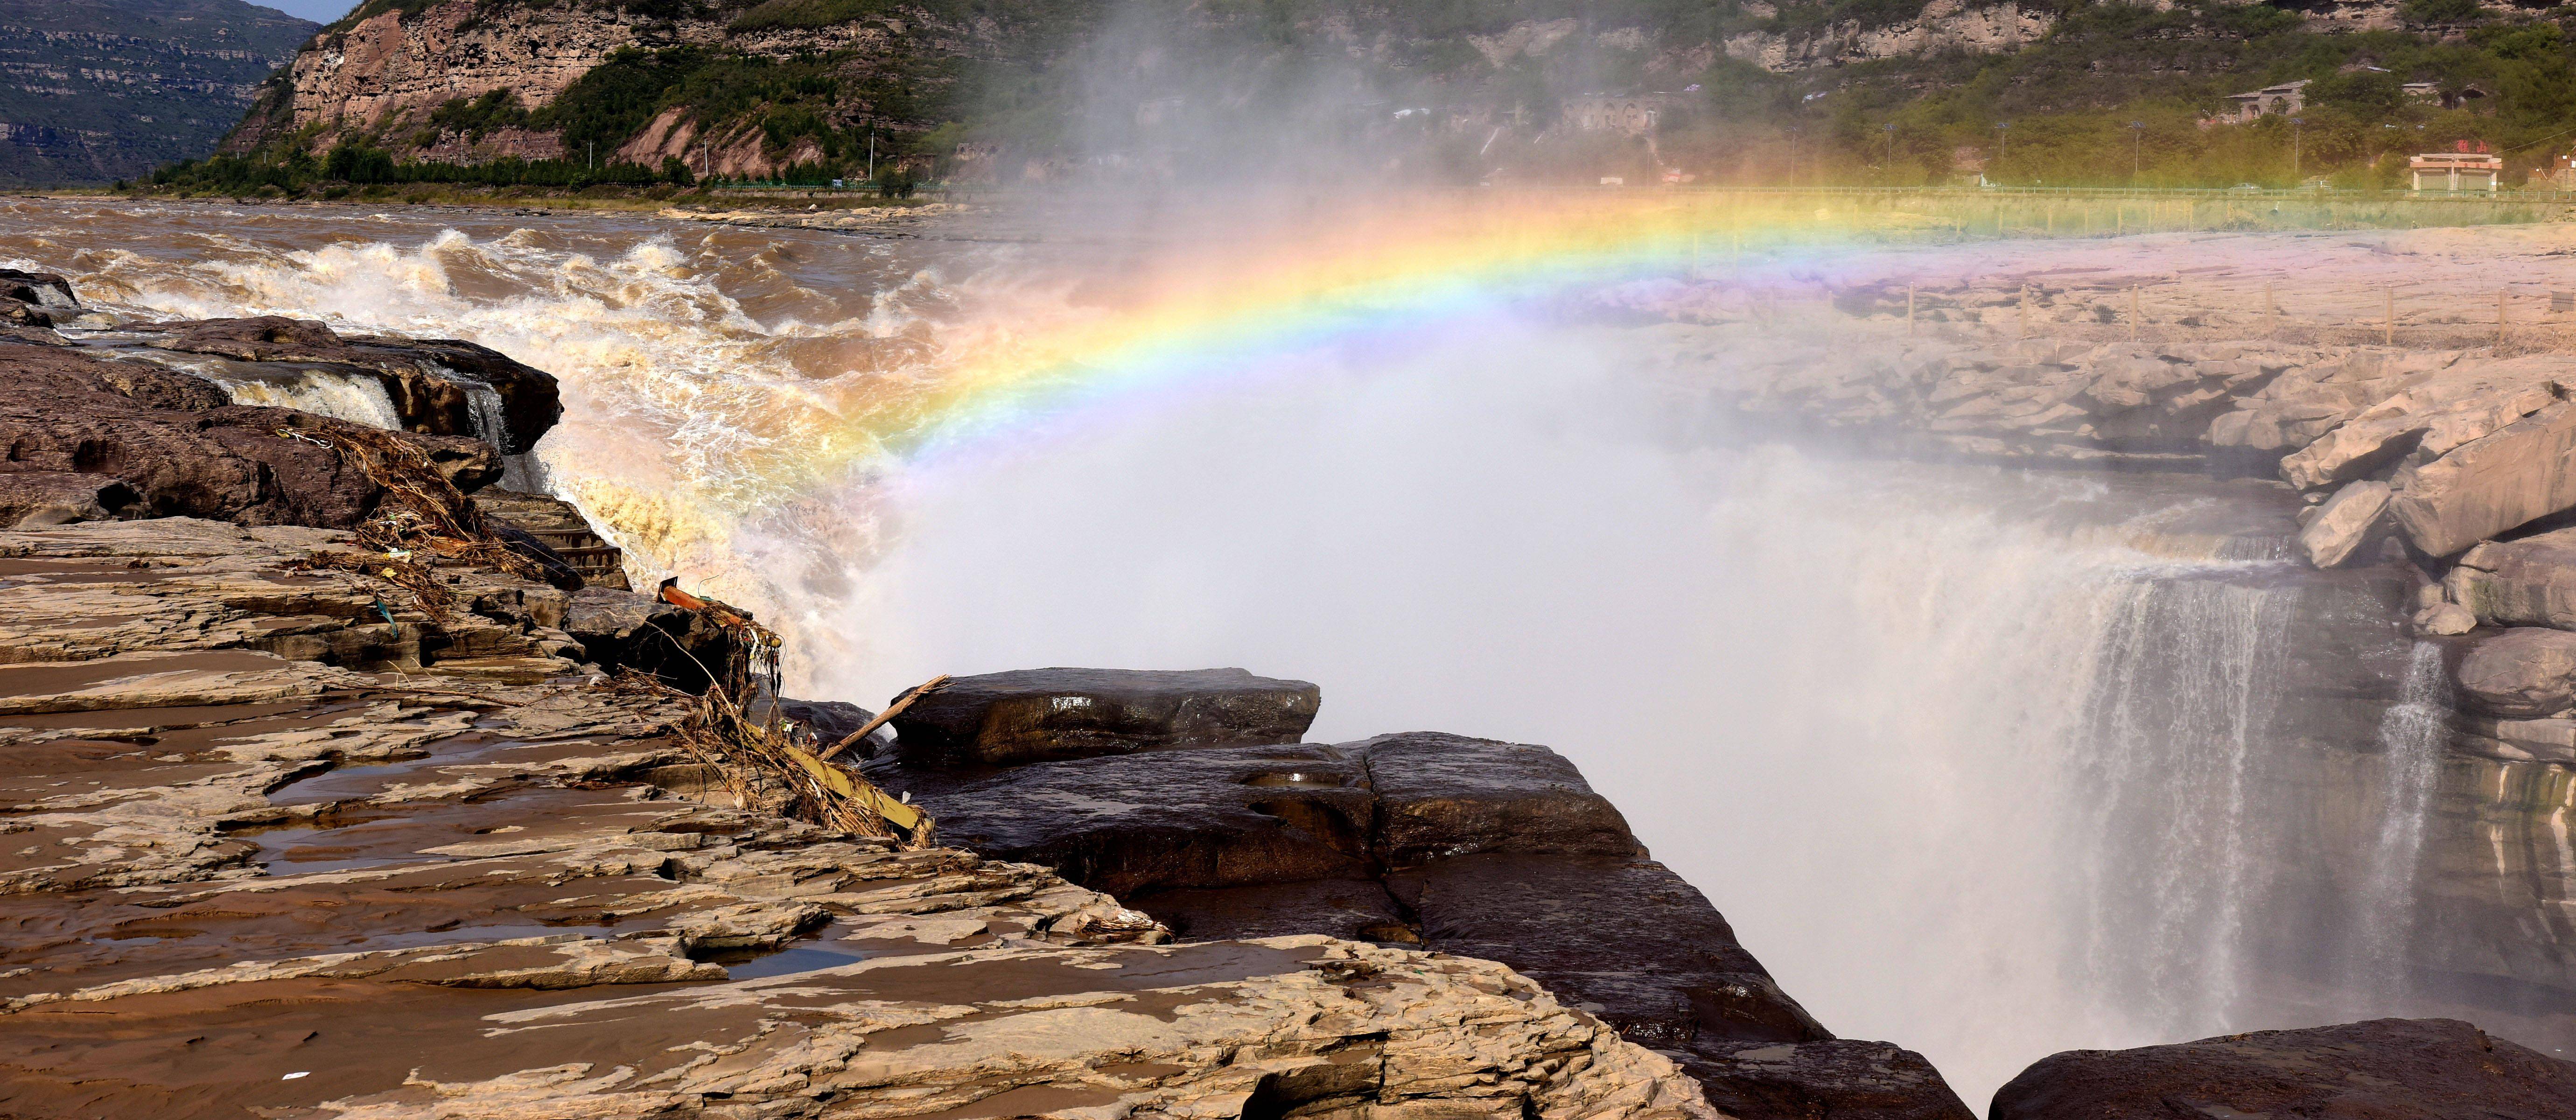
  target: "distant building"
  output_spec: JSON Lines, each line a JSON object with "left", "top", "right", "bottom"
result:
{"left": 1563, "top": 94, "right": 1674, "bottom": 136}
{"left": 2225, "top": 79, "right": 2310, "bottom": 123}
{"left": 2411, "top": 151, "right": 2502, "bottom": 191}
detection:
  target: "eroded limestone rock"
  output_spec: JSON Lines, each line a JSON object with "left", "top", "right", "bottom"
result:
{"left": 0, "top": 521, "right": 1716, "bottom": 1120}
{"left": 2296, "top": 479, "right": 2389, "bottom": 568}
{"left": 2456, "top": 628, "right": 2576, "bottom": 717}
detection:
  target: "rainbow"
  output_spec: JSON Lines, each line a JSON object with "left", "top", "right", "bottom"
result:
{"left": 822, "top": 191, "right": 1904, "bottom": 475}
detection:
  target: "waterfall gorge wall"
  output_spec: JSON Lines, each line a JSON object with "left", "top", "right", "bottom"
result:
{"left": 10, "top": 200, "right": 2576, "bottom": 1103}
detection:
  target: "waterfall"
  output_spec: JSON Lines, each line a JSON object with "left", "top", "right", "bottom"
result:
{"left": 135, "top": 353, "right": 406, "bottom": 431}
{"left": 2079, "top": 574, "right": 2295, "bottom": 1043}
{"left": 27, "top": 203, "right": 2536, "bottom": 1106}
{"left": 2349, "top": 642, "right": 2450, "bottom": 1005}
{"left": 427, "top": 362, "right": 540, "bottom": 490}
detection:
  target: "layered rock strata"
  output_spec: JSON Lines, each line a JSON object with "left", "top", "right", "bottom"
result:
{"left": 868, "top": 673, "right": 1977, "bottom": 1120}
{"left": 0, "top": 519, "right": 1715, "bottom": 1119}
{"left": 1629, "top": 230, "right": 2576, "bottom": 1061}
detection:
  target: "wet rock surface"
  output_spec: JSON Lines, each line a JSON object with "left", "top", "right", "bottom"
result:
{"left": 0, "top": 341, "right": 501, "bottom": 528}
{"left": 890, "top": 666, "right": 1322, "bottom": 767}
{"left": 118, "top": 315, "right": 563, "bottom": 454}
{"left": 0, "top": 525, "right": 1716, "bottom": 1118}
{"left": 1990, "top": 1017, "right": 2576, "bottom": 1120}
{"left": 873, "top": 697, "right": 1977, "bottom": 1119}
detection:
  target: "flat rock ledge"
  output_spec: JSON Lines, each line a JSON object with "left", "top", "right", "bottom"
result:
{"left": 0, "top": 518, "right": 1714, "bottom": 1120}
{"left": 1991, "top": 1017, "right": 2576, "bottom": 1120}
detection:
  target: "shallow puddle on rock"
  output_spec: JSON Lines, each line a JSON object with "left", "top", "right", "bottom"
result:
{"left": 720, "top": 942, "right": 898, "bottom": 980}
{"left": 263, "top": 734, "right": 539, "bottom": 805}
{"left": 245, "top": 824, "right": 449, "bottom": 875}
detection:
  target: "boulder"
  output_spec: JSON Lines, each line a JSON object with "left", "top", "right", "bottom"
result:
{"left": 0, "top": 341, "right": 498, "bottom": 529}
{"left": 2388, "top": 399, "right": 2576, "bottom": 557}
{"left": 2417, "top": 601, "right": 2478, "bottom": 636}
{"left": 1356, "top": 731, "right": 1644, "bottom": 868}
{"left": 888, "top": 667, "right": 1320, "bottom": 767}
{"left": 1697, "top": 1040, "right": 1979, "bottom": 1120}
{"left": 126, "top": 315, "right": 562, "bottom": 454}
{"left": 886, "top": 742, "right": 1377, "bottom": 897}
{"left": 774, "top": 696, "right": 877, "bottom": 748}
{"left": 561, "top": 586, "right": 740, "bottom": 693}
{"left": 0, "top": 267, "right": 76, "bottom": 321}
{"left": 1990, "top": 1018, "right": 2576, "bottom": 1120}
{"left": 2456, "top": 628, "right": 2576, "bottom": 717}
{"left": 0, "top": 473, "right": 134, "bottom": 528}
{"left": 2296, "top": 479, "right": 2389, "bottom": 568}
{"left": 2450, "top": 527, "right": 2576, "bottom": 630}
{"left": 875, "top": 719, "right": 1979, "bottom": 1120}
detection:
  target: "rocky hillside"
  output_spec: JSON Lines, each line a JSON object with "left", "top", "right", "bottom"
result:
{"left": 202, "top": 0, "right": 2576, "bottom": 189}
{"left": 218, "top": 0, "right": 1040, "bottom": 181}
{"left": 0, "top": 0, "right": 314, "bottom": 186}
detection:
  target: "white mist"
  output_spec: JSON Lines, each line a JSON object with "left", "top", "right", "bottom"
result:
{"left": 798, "top": 314, "right": 2256, "bottom": 1106}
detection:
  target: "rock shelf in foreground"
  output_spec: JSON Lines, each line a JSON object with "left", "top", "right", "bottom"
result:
{"left": 0, "top": 517, "right": 1715, "bottom": 1120}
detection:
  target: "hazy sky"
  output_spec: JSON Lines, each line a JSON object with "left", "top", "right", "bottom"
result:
{"left": 263, "top": 0, "right": 356, "bottom": 22}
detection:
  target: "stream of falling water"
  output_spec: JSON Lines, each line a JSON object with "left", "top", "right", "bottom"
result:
{"left": 0, "top": 199, "right": 2497, "bottom": 1109}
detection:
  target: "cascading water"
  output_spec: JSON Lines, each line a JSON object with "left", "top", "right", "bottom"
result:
{"left": 0, "top": 199, "right": 2550, "bottom": 1108}
{"left": 2350, "top": 642, "right": 2451, "bottom": 1005}
{"left": 91, "top": 348, "right": 406, "bottom": 431}
{"left": 2079, "top": 575, "right": 2294, "bottom": 1043}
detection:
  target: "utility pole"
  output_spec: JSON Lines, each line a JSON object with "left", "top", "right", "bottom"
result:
{"left": 2289, "top": 117, "right": 2304, "bottom": 184}
{"left": 588, "top": 140, "right": 594, "bottom": 171}
{"left": 868, "top": 128, "right": 876, "bottom": 182}
{"left": 1994, "top": 120, "right": 2009, "bottom": 183}
{"left": 1787, "top": 126, "right": 1798, "bottom": 186}
{"left": 1883, "top": 122, "right": 1896, "bottom": 177}
{"left": 2129, "top": 121, "right": 2146, "bottom": 186}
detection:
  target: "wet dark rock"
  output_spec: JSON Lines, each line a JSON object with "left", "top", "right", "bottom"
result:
{"left": 872, "top": 702, "right": 1976, "bottom": 1120}
{"left": 0, "top": 472, "right": 134, "bottom": 528}
{"left": 1990, "top": 1017, "right": 2576, "bottom": 1120}
{"left": 126, "top": 315, "right": 562, "bottom": 454}
{"left": 1700, "top": 1039, "right": 1977, "bottom": 1120}
{"left": 0, "top": 268, "right": 76, "bottom": 324}
{"left": 776, "top": 697, "right": 877, "bottom": 748}
{"left": 561, "top": 586, "right": 738, "bottom": 693}
{"left": 889, "top": 667, "right": 1320, "bottom": 767}
{"left": 1388, "top": 854, "right": 1811, "bottom": 1050}
{"left": 1358, "top": 732, "right": 1643, "bottom": 867}
{"left": 0, "top": 341, "right": 497, "bottom": 529}
{"left": 891, "top": 743, "right": 1375, "bottom": 897}
{"left": 1134, "top": 878, "right": 1416, "bottom": 944}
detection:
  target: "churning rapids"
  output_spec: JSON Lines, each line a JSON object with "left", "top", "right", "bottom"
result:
{"left": 5, "top": 198, "right": 2565, "bottom": 1106}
